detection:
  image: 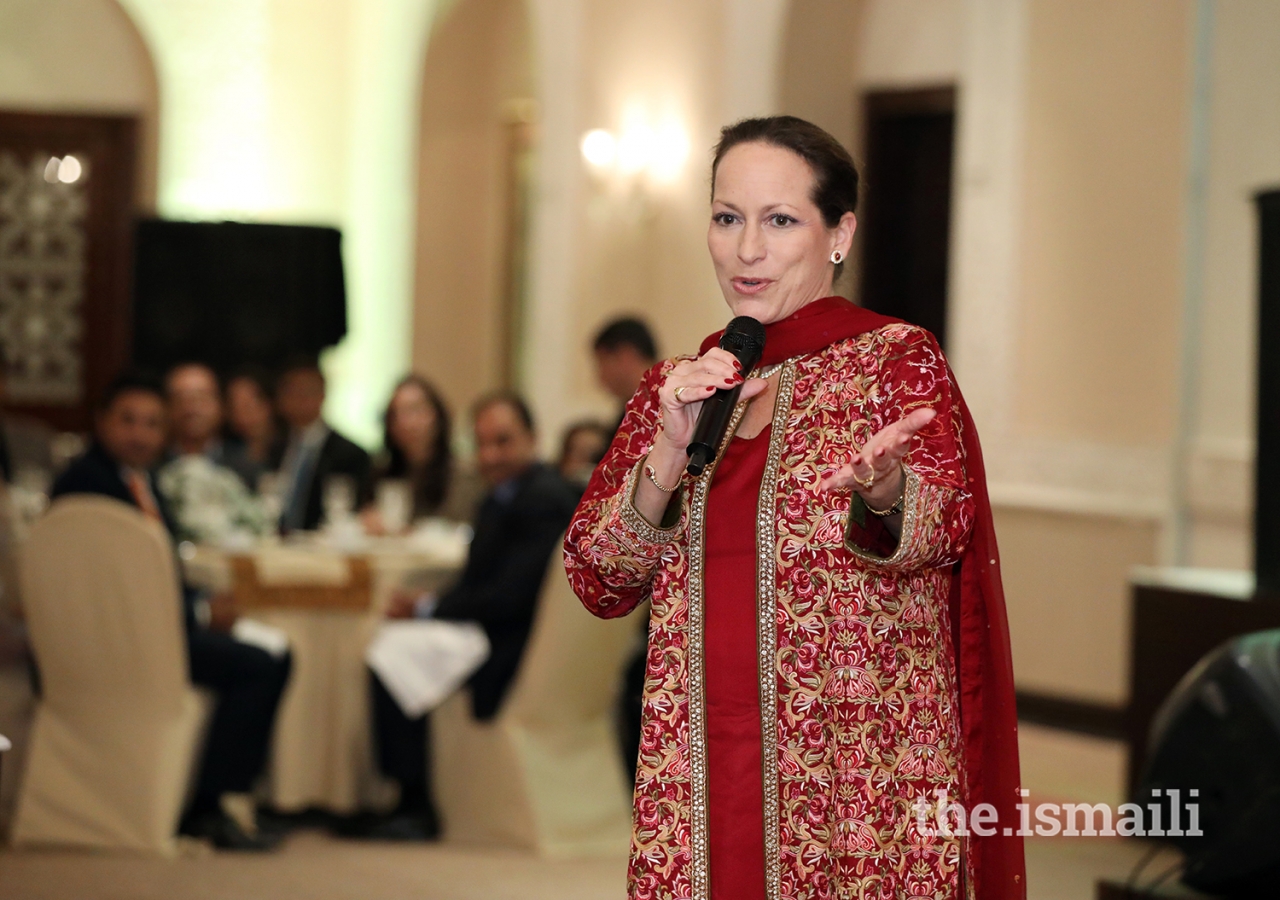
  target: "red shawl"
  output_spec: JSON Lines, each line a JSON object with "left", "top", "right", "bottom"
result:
{"left": 701, "top": 296, "right": 1027, "bottom": 899}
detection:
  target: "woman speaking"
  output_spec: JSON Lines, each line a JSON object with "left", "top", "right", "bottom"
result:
{"left": 564, "top": 116, "right": 1024, "bottom": 900}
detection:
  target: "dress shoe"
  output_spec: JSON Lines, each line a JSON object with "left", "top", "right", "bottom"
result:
{"left": 179, "top": 808, "right": 280, "bottom": 852}
{"left": 332, "top": 807, "right": 440, "bottom": 842}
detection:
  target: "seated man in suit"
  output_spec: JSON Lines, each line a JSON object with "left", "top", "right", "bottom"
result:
{"left": 345, "top": 392, "right": 579, "bottom": 841}
{"left": 51, "top": 372, "right": 291, "bottom": 851}
{"left": 272, "top": 357, "right": 372, "bottom": 532}
{"left": 164, "top": 362, "right": 263, "bottom": 490}
{"left": 157, "top": 363, "right": 269, "bottom": 544}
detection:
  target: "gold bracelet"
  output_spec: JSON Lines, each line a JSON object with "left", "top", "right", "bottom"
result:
{"left": 864, "top": 492, "right": 905, "bottom": 517}
{"left": 644, "top": 463, "right": 680, "bottom": 494}
{"left": 864, "top": 463, "right": 906, "bottom": 516}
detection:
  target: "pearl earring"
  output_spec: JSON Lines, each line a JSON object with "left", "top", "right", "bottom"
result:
{"left": 830, "top": 250, "right": 844, "bottom": 265}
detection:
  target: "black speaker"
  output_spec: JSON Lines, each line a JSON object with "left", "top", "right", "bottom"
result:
{"left": 1255, "top": 191, "right": 1280, "bottom": 595}
{"left": 131, "top": 219, "right": 347, "bottom": 375}
{"left": 1139, "top": 629, "right": 1280, "bottom": 894}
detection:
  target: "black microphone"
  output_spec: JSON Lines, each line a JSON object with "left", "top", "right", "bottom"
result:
{"left": 686, "top": 316, "right": 767, "bottom": 476}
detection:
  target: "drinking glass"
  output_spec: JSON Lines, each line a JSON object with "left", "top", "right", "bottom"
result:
{"left": 323, "top": 474, "right": 356, "bottom": 526}
{"left": 376, "top": 479, "right": 412, "bottom": 535}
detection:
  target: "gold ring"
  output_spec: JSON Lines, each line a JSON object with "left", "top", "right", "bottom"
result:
{"left": 852, "top": 469, "right": 874, "bottom": 491}
{"left": 674, "top": 386, "right": 687, "bottom": 402}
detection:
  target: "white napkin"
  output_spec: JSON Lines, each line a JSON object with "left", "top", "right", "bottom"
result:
{"left": 365, "top": 620, "right": 490, "bottom": 717}
{"left": 232, "top": 617, "right": 292, "bottom": 659}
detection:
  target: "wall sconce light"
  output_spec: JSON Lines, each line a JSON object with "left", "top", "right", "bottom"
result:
{"left": 42, "top": 155, "right": 84, "bottom": 184}
{"left": 581, "top": 129, "right": 617, "bottom": 169}
{"left": 581, "top": 120, "right": 690, "bottom": 187}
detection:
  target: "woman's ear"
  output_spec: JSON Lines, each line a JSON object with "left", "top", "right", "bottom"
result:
{"left": 833, "top": 212, "right": 857, "bottom": 257}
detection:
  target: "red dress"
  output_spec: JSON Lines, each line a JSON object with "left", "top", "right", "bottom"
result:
{"left": 565, "top": 297, "right": 1026, "bottom": 900}
{"left": 704, "top": 425, "right": 772, "bottom": 900}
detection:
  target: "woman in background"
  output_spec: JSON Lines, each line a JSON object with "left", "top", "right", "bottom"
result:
{"left": 363, "top": 374, "right": 482, "bottom": 532}
{"left": 223, "top": 367, "right": 280, "bottom": 489}
{"left": 557, "top": 419, "right": 611, "bottom": 493}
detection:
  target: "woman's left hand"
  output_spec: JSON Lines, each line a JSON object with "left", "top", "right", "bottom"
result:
{"left": 819, "top": 407, "right": 937, "bottom": 509}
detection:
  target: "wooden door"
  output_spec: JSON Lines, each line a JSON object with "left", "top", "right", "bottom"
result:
{"left": 0, "top": 111, "right": 138, "bottom": 432}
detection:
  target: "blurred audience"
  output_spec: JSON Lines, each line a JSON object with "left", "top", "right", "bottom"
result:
{"left": 591, "top": 321, "right": 656, "bottom": 784}
{"left": 164, "top": 364, "right": 252, "bottom": 481}
{"left": 157, "top": 363, "right": 268, "bottom": 544}
{"left": 353, "top": 392, "right": 578, "bottom": 841}
{"left": 223, "top": 367, "right": 280, "bottom": 487}
{"left": 362, "top": 375, "right": 483, "bottom": 534}
{"left": 557, "top": 419, "right": 610, "bottom": 491}
{"left": 49, "top": 371, "right": 291, "bottom": 850}
{"left": 271, "top": 357, "right": 372, "bottom": 532}
{"left": 592, "top": 317, "right": 659, "bottom": 435}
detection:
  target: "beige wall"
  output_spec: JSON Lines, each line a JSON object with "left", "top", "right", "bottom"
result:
{"left": 855, "top": 0, "right": 962, "bottom": 90}
{"left": 778, "top": 0, "right": 862, "bottom": 154}
{"left": 996, "top": 507, "right": 1160, "bottom": 704}
{"left": 1015, "top": 0, "right": 1190, "bottom": 447}
{"left": 412, "top": 0, "right": 532, "bottom": 418}
{"left": 1185, "top": 0, "right": 1280, "bottom": 569}
{"left": 0, "top": 0, "right": 159, "bottom": 208}
{"left": 987, "top": 1, "right": 1198, "bottom": 705}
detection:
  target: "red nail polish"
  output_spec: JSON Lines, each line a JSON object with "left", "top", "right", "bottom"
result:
{"left": 733, "top": 360, "right": 742, "bottom": 371}
{"left": 724, "top": 379, "right": 735, "bottom": 386}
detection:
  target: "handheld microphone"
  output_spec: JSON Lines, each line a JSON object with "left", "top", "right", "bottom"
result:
{"left": 685, "top": 316, "right": 767, "bottom": 476}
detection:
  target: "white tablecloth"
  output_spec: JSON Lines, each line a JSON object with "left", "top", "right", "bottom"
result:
{"left": 183, "top": 531, "right": 467, "bottom": 812}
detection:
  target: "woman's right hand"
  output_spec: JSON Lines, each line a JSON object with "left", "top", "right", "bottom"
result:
{"left": 654, "top": 348, "right": 768, "bottom": 452}
{"left": 632, "top": 349, "right": 769, "bottom": 526}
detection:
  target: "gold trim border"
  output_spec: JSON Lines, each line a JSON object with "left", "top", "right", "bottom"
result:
{"left": 756, "top": 359, "right": 795, "bottom": 900}
{"left": 620, "top": 458, "right": 684, "bottom": 544}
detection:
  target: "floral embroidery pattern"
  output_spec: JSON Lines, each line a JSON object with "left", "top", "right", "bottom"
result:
{"left": 566, "top": 324, "right": 975, "bottom": 900}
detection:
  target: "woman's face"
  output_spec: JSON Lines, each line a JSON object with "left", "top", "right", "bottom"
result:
{"left": 225, "top": 377, "right": 273, "bottom": 440}
{"left": 388, "top": 383, "right": 439, "bottom": 465}
{"left": 707, "top": 141, "right": 856, "bottom": 325}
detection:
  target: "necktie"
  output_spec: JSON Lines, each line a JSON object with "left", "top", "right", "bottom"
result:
{"left": 281, "top": 440, "right": 320, "bottom": 531}
{"left": 127, "top": 471, "right": 162, "bottom": 522}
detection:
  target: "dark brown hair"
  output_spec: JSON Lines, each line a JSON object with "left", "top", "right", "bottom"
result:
{"left": 592, "top": 316, "right": 658, "bottom": 362}
{"left": 710, "top": 115, "right": 860, "bottom": 228}
{"left": 383, "top": 374, "right": 453, "bottom": 512}
{"left": 473, "top": 390, "right": 536, "bottom": 435}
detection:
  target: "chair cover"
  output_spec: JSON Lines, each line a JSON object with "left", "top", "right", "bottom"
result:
{"left": 433, "top": 544, "right": 635, "bottom": 857}
{"left": 11, "top": 496, "right": 207, "bottom": 854}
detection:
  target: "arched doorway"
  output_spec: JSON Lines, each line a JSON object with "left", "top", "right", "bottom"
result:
{"left": 412, "top": 0, "right": 535, "bottom": 416}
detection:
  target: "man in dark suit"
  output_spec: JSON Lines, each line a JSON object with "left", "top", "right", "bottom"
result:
{"left": 592, "top": 316, "right": 658, "bottom": 438}
{"left": 272, "top": 357, "right": 372, "bottom": 532}
{"left": 164, "top": 362, "right": 262, "bottom": 489}
{"left": 50, "top": 372, "right": 291, "bottom": 851}
{"left": 345, "top": 392, "right": 578, "bottom": 841}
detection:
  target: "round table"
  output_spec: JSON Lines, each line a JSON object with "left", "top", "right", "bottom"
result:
{"left": 182, "top": 531, "right": 466, "bottom": 813}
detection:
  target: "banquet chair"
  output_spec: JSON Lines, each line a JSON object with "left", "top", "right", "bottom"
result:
{"left": 11, "top": 496, "right": 210, "bottom": 854}
{"left": 433, "top": 543, "right": 636, "bottom": 857}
